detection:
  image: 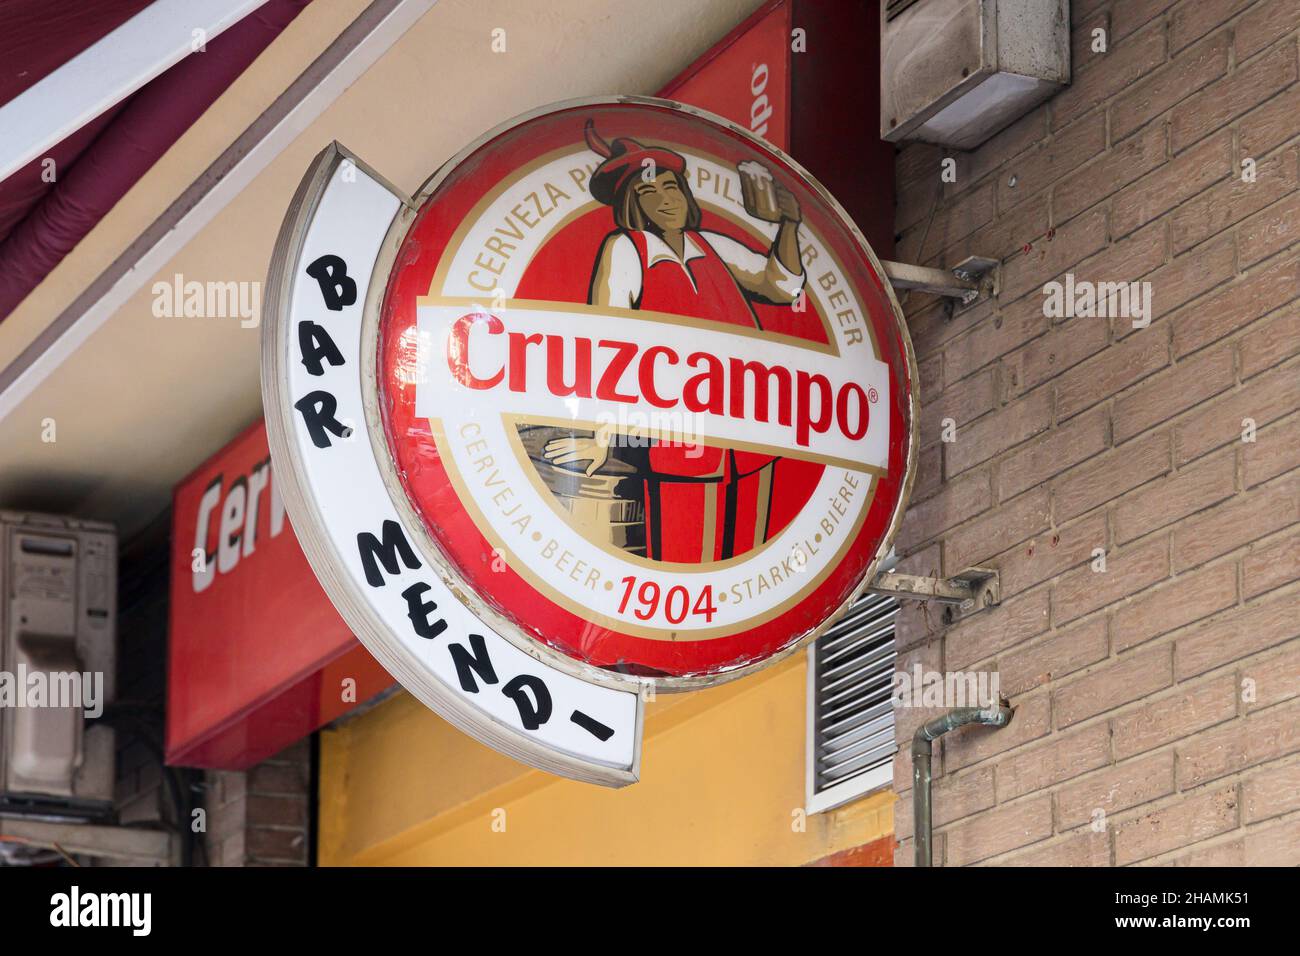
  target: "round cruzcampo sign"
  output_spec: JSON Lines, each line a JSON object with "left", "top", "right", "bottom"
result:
{"left": 263, "top": 97, "right": 916, "bottom": 787}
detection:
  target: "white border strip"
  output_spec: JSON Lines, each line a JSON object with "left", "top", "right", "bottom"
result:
{"left": 0, "top": 0, "right": 269, "bottom": 183}
{"left": 0, "top": 0, "right": 438, "bottom": 424}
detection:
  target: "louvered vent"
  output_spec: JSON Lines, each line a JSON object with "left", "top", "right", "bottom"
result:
{"left": 809, "top": 591, "right": 898, "bottom": 804}
{"left": 885, "top": 0, "right": 923, "bottom": 22}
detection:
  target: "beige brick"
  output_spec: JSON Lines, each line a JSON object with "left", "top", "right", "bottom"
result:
{"left": 895, "top": 766, "right": 995, "bottom": 841}
{"left": 247, "top": 761, "right": 308, "bottom": 795}
{"left": 1242, "top": 758, "right": 1300, "bottom": 822}
{"left": 1001, "top": 115, "right": 1107, "bottom": 210}
{"left": 1113, "top": 344, "right": 1234, "bottom": 444}
{"left": 944, "top": 694, "right": 1052, "bottom": 771}
{"left": 950, "top": 106, "right": 1049, "bottom": 190}
{"left": 1112, "top": 674, "right": 1239, "bottom": 759}
{"left": 1001, "top": 207, "right": 1109, "bottom": 302}
{"left": 1176, "top": 588, "right": 1300, "bottom": 678}
{"left": 908, "top": 181, "right": 997, "bottom": 260}
{"left": 1170, "top": 148, "right": 1299, "bottom": 254}
{"left": 246, "top": 826, "right": 307, "bottom": 862}
{"left": 1241, "top": 638, "right": 1300, "bottom": 712}
{"left": 947, "top": 590, "right": 1050, "bottom": 670}
{"left": 912, "top": 443, "right": 943, "bottom": 503}
{"left": 1171, "top": 0, "right": 1252, "bottom": 52}
{"left": 996, "top": 828, "right": 1110, "bottom": 866}
{"left": 1172, "top": 476, "right": 1299, "bottom": 570}
{"left": 1177, "top": 698, "right": 1300, "bottom": 786}
{"left": 1056, "top": 332, "right": 1169, "bottom": 421}
{"left": 1071, "top": 10, "right": 1110, "bottom": 75}
{"left": 1169, "top": 836, "right": 1245, "bottom": 866}
{"left": 1238, "top": 190, "right": 1300, "bottom": 269}
{"left": 1244, "top": 815, "right": 1300, "bottom": 865}
{"left": 1136, "top": 232, "right": 1237, "bottom": 330}
{"left": 995, "top": 721, "right": 1112, "bottom": 800}
{"left": 997, "top": 409, "right": 1109, "bottom": 502}
{"left": 1172, "top": 255, "right": 1300, "bottom": 358}
{"left": 1240, "top": 311, "right": 1300, "bottom": 378}
{"left": 1052, "top": 21, "right": 1167, "bottom": 130}
{"left": 1240, "top": 81, "right": 1300, "bottom": 159}
{"left": 1171, "top": 40, "right": 1299, "bottom": 151}
{"left": 951, "top": 190, "right": 1052, "bottom": 265}
{"left": 998, "top": 616, "right": 1109, "bottom": 698}
{"left": 944, "top": 299, "right": 1047, "bottom": 383}
{"left": 1235, "top": 0, "right": 1300, "bottom": 60}
{"left": 1174, "top": 361, "right": 1300, "bottom": 465}
{"left": 1001, "top": 315, "right": 1110, "bottom": 402}
{"left": 896, "top": 173, "right": 942, "bottom": 233}
{"left": 1114, "top": 561, "right": 1239, "bottom": 652}
{"left": 946, "top": 386, "right": 1052, "bottom": 476}
{"left": 943, "top": 795, "right": 1053, "bottom": 866}
{"left": 1113, "top": 448, "right": 1236, "bottom": 545}
{"left": 1056, "top": 751, "right": 1176, "bottom": 829}
{"left": 1243, "top": 530, "right": 1300, "bottom": 599}
{"left": 1053, "top": 536, "right": 1171, "bottom": 626}
{"left": 1053, "top": 123, "right": 1166, "bottom": 223}
{"left": 1243, "top": 411, "right": 1300, "bottom": 487}
{"left": 1114, "top": 786, "right": 1238, "bottom": 864}
{"left": 1112, "top": 130, "right": 1233, "bottom": 237}
{"left": 945, "top": 486, "right": 1051, "bottom": 571}
{"left": 1074, "top": 217, "right": 1169, "bottom": 289}
{"left": 898, "top": 468, "right": 992, "bottom": 551}
{"left": 1053, "top": 432, "right": 1171, "bottom": 523}
{"left": 919, "top": 369, "right": 996, "bottom": 446}
{"left": 998, "top": 512, "right": 1109, "bottom": 597}
{"left": 1054, "top": 646, "right": 1173, "bottom": 728}
{"left": 247, "top": 793, "right": 307, "bottom": 828}
{"left": 1112, "top": 0, "right": 1179, "bottom": 41}
{"left": 1111, "top": 31, "right": 1230, "bottom": 142}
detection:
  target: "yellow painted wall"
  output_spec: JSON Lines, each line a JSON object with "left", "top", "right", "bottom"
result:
{"left": 318, "top": 654, "right": 894, "bottom": 866}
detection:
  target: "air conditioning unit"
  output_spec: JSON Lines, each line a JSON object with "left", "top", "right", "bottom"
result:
{"left": 0, "top": 512, "right": 117, "bottom": 818}
{"left": 882, "top": 0, "right": 1070, "bottom": 150}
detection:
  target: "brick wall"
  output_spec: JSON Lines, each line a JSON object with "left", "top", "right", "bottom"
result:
{"left": 890, "top": 0, "right": 1299, "bottom": 867}
{"left": 203, "top": 739, "right": 312, "bottom": 867}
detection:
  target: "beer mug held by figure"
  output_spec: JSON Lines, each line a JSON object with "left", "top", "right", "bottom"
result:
{"left": 738, "top": 160, "right": 800, "bottom": 224}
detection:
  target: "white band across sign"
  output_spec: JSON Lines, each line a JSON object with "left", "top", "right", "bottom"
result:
{"left": 262, "top": 144, "right": 642, "bottom": 786}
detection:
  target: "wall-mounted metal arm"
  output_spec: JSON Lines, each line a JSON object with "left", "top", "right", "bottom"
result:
{"left": 881, "top": 255, "right": 999, "bottom": 307}
{"left": 868, "top": 566, "right": 1000, "bottom": 623}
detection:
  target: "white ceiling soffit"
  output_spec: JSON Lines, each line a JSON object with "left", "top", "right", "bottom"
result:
{"left": 0, "top": 0, "right": 437, "bottom": 424}
{"left": 0, "top": 0, "right": 271, "bottom": 184}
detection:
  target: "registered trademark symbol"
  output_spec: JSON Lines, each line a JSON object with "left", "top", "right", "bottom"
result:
{"left": 867, "top": 387, "right": 879, "bottom": 403}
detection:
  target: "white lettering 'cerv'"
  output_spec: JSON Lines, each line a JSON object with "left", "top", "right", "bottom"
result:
{"left": 50, "top": 887, "right": 151, "bottom": 937}
{"left": 191, "top": 460, "right": 288, "bottom": 593}
{"left": 1042, "top": 273, "right": 1153, "bottom": 328}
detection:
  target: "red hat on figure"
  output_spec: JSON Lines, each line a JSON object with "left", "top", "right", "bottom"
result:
{"left": 584, "top": 120, "right": 687, "bottom": 206}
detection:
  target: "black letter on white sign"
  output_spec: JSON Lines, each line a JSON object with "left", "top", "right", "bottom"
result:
{"left": 356, "top": 520, "right": 421, "bottom": 586}
{"left": 503, "top": 675, "right": 552, "bottom": 731}
{"left": 294, "top": 390, "right": 349, "bottom": 448}
{"left": 305, "top": 254, "right": 357, "bottom": 311}
{"left": 449, "top": 634, "right": 498, "bottom": 692}
{"left": 401, "top": 582, "right": 448, "bottom": 639}
{"left": 298, "top": 321, "right": 345, "bottom": 376}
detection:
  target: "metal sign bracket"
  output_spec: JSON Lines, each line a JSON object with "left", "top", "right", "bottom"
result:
{"left": 868, "top": 566, "right": 1001, "bottom": 624}
{"left": 882, "top": 255, "right": 999, "bottom": 313}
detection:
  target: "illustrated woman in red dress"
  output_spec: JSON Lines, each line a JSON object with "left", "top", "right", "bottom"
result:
{"left": 542, "top": 121, "right": 807, "bottom": 563}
